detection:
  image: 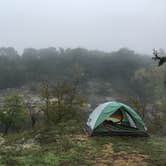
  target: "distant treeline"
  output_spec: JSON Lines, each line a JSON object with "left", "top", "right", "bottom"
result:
{"left": 0, "top": 47, "right": 151, "bottom": 89}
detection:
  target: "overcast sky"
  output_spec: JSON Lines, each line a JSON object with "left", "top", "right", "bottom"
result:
{"left": 0, "top": 0, "right": 165, "bottom": 54}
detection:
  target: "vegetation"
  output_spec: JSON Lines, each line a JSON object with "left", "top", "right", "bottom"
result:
{"left": 0, "top": 94, "right": 27, "bottom": 134}
{"left": 0, "top": 47, "right": 165, "bottom": 165}
{"left": 0, "top": 47, "right": 151, "bottom": 90}
{"left": 41, "top": 80, "right": 85, "bottom": 125}
{"left": 152, "top": 49, "right": 166, "bottom": 66}
{"left": 0, "top": 121, "right": 165, "bottom": 166}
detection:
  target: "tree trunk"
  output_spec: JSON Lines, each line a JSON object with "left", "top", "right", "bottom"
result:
{"left": 4, "top": 125, "right": 10, "bottom": 134}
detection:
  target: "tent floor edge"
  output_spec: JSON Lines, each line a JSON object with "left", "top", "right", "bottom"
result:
{"left": 92, "top": 131, "right": 149, "bottom": 137}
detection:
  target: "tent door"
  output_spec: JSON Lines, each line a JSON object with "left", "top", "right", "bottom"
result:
{"left": 125, "top": 111, "right": 137, "bottom": 128}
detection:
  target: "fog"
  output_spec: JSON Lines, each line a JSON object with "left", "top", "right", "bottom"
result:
{"left": 0, "top": 0, "right": 165, "bottom": 54}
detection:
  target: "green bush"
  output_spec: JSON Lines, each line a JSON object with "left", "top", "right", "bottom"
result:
{"left": 0, "top": 94, "right": 27, "bottom": 134}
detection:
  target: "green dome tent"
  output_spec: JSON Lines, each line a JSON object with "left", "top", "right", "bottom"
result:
{"left": 86, "top": 101, "right": 148, "bottom": 136}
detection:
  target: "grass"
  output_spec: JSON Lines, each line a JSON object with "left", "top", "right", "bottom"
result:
{"left": 0, "top": 120, "right": 166, "bottom": 166}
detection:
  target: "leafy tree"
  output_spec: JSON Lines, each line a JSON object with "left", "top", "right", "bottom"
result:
{"left": 0, "top": 94, "right": 27, "bottom": 134}
{"left": 129, "top": 66, "right": 166, "bottom": 117}
{"left": 0, "top": 47, "right": 19, "bottom": 58}
{"left": 40, "top": 69, "right": 86, "bottom": 125}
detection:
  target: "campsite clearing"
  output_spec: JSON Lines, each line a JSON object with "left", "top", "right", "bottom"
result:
{"left": 0, "top": 122, "right": 165, "bottom": 166}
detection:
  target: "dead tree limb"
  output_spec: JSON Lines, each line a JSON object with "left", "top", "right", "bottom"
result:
{"left": 152, "top": 49, "right": 166, "bottom": 66}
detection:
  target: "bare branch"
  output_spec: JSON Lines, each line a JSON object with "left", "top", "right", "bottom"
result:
{"left": 152, "top": 49, "right": 166, "bottom": 66}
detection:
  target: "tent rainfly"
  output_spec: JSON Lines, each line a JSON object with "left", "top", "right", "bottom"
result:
{"left": 86, "top": 101, "right": 148, "bottom": 136}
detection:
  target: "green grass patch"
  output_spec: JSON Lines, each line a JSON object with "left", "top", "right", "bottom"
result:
{"left": 0, "top": 121, "right": 166, "bottom": 166}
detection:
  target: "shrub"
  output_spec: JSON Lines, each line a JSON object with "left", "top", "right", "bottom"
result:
{"left": 0, "top": 94, "right": 27, "bottom": 134}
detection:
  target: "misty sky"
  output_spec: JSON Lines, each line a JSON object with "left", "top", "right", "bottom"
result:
{"left": 0, "top": 0, "right": 165, "bottom": 54}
